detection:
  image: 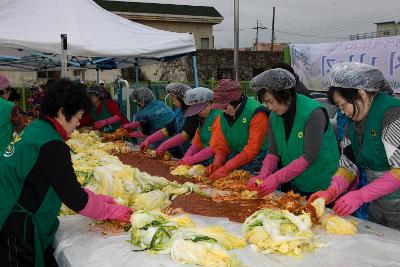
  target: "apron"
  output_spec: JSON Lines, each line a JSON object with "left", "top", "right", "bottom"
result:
{"left": 365, "top": 169, "right": 400, "bottom": 230}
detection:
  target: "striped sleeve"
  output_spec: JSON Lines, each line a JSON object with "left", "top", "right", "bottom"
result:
{"left": 382, "top": 117, "right": 400, "bottom": 168}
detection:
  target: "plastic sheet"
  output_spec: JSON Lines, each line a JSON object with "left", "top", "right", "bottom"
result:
{"left": 54, "top": 212, "right": 400, "bottom": 267}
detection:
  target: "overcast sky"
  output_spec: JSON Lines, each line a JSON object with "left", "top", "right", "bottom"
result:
{"left": 114, "top": 0, "right": 400, "bottom": 48}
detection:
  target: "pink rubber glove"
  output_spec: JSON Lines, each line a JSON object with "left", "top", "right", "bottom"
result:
{"left": 307, "top": 175, "right": 350, "bottom": 205}
{"left": 180, "top": 147, "right": 215, "bottom": 165}
{"left": 258, "top": 156, "right": 309, "bottom": 197}
{"left": 128, "top": 131, "right": 146, "bottom": 139}
{"left": 122, "top": 121, "right": 141, "bottom": 130}
{"left": 84, "top": 188, "right": 115, "bottom": 204}
{"left": 334, "top": 171, "right": 400, "bottom": 216}
{"left": 80, "top": 189, "right": 132, "bottom": 222}
{"left": 140, "top": 130, "right": 165, "bottom": 151}
{"left": 209, "top": 166, "right": 230, "bottom": 180}
{"left": 205, "top": 153, "right": 228, "bottom": 177}
{"left": 93, "top": 115, "right": 120, "bottom": 130}
{"left": 156, "top": 134, "right": 185, "bottom": 156}
{"left": 183, "top": 144, "right": 202, "bottom": 158}
{"left": 248, "top": 154, "right": 280, "bottom": 191}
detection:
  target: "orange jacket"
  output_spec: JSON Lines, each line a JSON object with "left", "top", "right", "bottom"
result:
{"left": 209, "top": 112, "right": 268, "bottom": 171}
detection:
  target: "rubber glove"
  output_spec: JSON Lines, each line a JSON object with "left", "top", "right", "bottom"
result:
{"left": 248, "top": 154, "right": 280, "bottom": 191}
{"left": 128, "top": 131, "right": 146, "bottom": 139}
{"left": 122, "top": 121, "right": 140, "bottom": 130}
{"left": 140, "top": 130, "right": 165, "bottom": 151}
{"left": 79, "top": 189, "right": 132, "bottom": 222}
{"left": 183, "top": 144, "right": 202, "bottom": 158}
{"left": 205, "top": 153, "right": 227, "bottom": 177}
{"left": 180, "top": 147, "right": 214, "bottom": 165}
{"left": 258, "top": 156, "right": 309, "bottom": 197}
{"left": 156, "top": 134, "right": 185, "bottom": 156}
{"left": 307, "top": 175, "right": 350, "bottom": 205}
{"left": 209, "top": 166, "right": 230, "bottom": 180}
{"left": 93, "top": 115, "right": 120, "bottom": 130}
{"left": 334, "top": 171, "right": 400, "bottom": 216}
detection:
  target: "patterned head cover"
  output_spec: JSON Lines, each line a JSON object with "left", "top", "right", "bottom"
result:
{"left": 250, "top": 68, "right": 296, "bottom": 92}
{"left": 329, "top": 62, "right": 388, "bottom": 92}
{"left": 132, "top": 87, "right": 155, "bottom": 104}
{"left": 165, "top": 83, "right": 191, "bottom": 99}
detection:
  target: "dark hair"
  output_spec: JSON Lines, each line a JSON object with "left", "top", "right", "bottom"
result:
{"left": 41, "top": 79, "right": 92, "bottom": 121}
{"left": 177, "top": 97, "right": 188, "bottom": 110}
{"left": 257, "top": 88, "right": 267, "bottom": 103}
{"left": 271, "top": 62, "right": 299, "bottom": 82}
{"left": 8, "top": 88, "right": 20, "bottom": 102}
{"left": 260, "top": 88, "right": 296, "bottom": 104}
{"left": 327, "top": 86, "right": 377, "bottom": 119}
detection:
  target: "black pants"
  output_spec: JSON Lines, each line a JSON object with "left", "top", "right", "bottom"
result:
{"left": 0, "top": 231, "right": 58, "bottom": 267}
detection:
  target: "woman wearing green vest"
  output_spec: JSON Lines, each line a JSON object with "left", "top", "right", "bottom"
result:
{"left": 205, "top": 79, "right": 270, "bottom": 179}
{"left": 179, "top": 87, "right": 221, "bottom": 165}
{"left": 79, "top": 85, "right": 129, "bottom": 132}
{"left": 0, "top": 74, "right": 17, "bottom": 152}
{"left": 247, "top": 68, "right": 340, "bottom": 197}
{"left": 0, "top": 79, "right": 132, "bottom": 266}
{"left": 307, "top": 62, "right": 400, "bottom": 229}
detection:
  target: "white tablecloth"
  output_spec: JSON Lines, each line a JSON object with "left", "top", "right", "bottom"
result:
{"left": 53, "top": 214, "right": 400, "bottom": 267}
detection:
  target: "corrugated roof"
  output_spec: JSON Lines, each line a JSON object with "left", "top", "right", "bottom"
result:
{"left": 94, "top": 0, "right": 223, "bottom": 18}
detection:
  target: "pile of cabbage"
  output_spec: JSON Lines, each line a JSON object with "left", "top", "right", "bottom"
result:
{"left": 62, "top": 131, "right": 207, "bottom": 214}
{"left": 130, "top": 210, "right": 244, "bottom": 267}
{"left": 242, "top": 209, "right": 324, "bottom": 257}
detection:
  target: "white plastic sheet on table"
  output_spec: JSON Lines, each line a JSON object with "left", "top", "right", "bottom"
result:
{"left": 54, "top": 213, "right": 400, "bottom": 267}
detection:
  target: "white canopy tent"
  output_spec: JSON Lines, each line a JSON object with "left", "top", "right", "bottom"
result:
{"left": 0, "top": 0, "right": 197, "bottom": 74}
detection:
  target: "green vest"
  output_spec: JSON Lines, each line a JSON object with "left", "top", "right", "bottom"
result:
{"left": 199, "top": 109, "right": 222, "bottom": 147}
{"left": 220, "top": 97, "right": 269, "bottom": 153}
{"left": 0, "top": 119, "right": 63, "bottom": 267}
{"left": 348, "top": 92, "right": 400, "bottom": 200}
{"left": 0, "top": 97, "right": 15, "bottom": 152}
{"left": 270, "top": 94, "right": 340, "bottom": 193}
{"left": 91, "top": 101, "right": 121, "bottom": 133}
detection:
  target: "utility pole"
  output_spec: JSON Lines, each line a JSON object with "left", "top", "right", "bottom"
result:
{"left": 271, "top": 6, "right": 276, "bottom": 52}
{"left": 252, "top": 21, "right": 268, "bottom": 51}
{"left": 234, "top": 0, "right": 239, "bottom": 81}
{"left": 255, "top": 20, "right": 259, "bottom": 51}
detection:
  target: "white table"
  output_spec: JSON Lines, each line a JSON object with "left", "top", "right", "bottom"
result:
{"left": 54, "top": 214, "right": 400, "bottom": 267}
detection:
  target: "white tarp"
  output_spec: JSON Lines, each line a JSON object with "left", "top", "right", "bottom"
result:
{"left": 54, "top": 214, "right": 400, "bottom": 267}
{"left": 289, "top": 36, "right": 400, "bottom": 93}
{"left": 0, "top": 0, "right": 196, "bottom": 70}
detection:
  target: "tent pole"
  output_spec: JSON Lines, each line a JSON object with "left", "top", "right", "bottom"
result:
{"left": 192, "top": 53, "right": 199, "bottom": 87}
{"left": 60, "top": 34, "right": 68, "bottom": 78}
{"left": 135, "top": 59, "right": 139, "bottom": 88}
{"left": 96, "top": 68, "right": 100, "bottom": 85}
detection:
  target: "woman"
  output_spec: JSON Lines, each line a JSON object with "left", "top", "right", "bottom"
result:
{"left": 205, "top": 79, "right": 269, "bottom": 180}
{"left": 122, "top": 87, "right": 175, "bottom": 140}
{"left": 307, "top": 62, "right": 400, "bottom": 229}
{"left": 247, "top": 68, "right": 340, "bottom": 197}
{"left": 0, "top": 74, "right": 21, "bottom": 151}
{"left": 80, "top": 85, "right": 128, "bottom": 132}
{"left": 179, "top": 87, "right": 221, "bottom": 165}
{"left": 0, "top": 79, "right": 132, "bottom": 267}
{"left": 140, "top": 83, "right": 199, "bottom": 158}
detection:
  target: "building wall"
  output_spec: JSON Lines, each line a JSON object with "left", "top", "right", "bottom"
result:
{"left": 189, "top": 49, "right": 284, "bottom": 81}
{"left": 377, "top": 22, "right": 400, "bottom": 32}
{"left": 144, "top": 49, "right": 284, "bottom": 82}
{"left": 133, "top": 19, "right": 214, "bottom": 49}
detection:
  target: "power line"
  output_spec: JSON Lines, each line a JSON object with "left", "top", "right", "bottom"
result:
{"left": 283, "top": 7, "right": 400, "bottom": 35}
{"left": 283, "top": 0, "right": 347, "bottom": 29}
